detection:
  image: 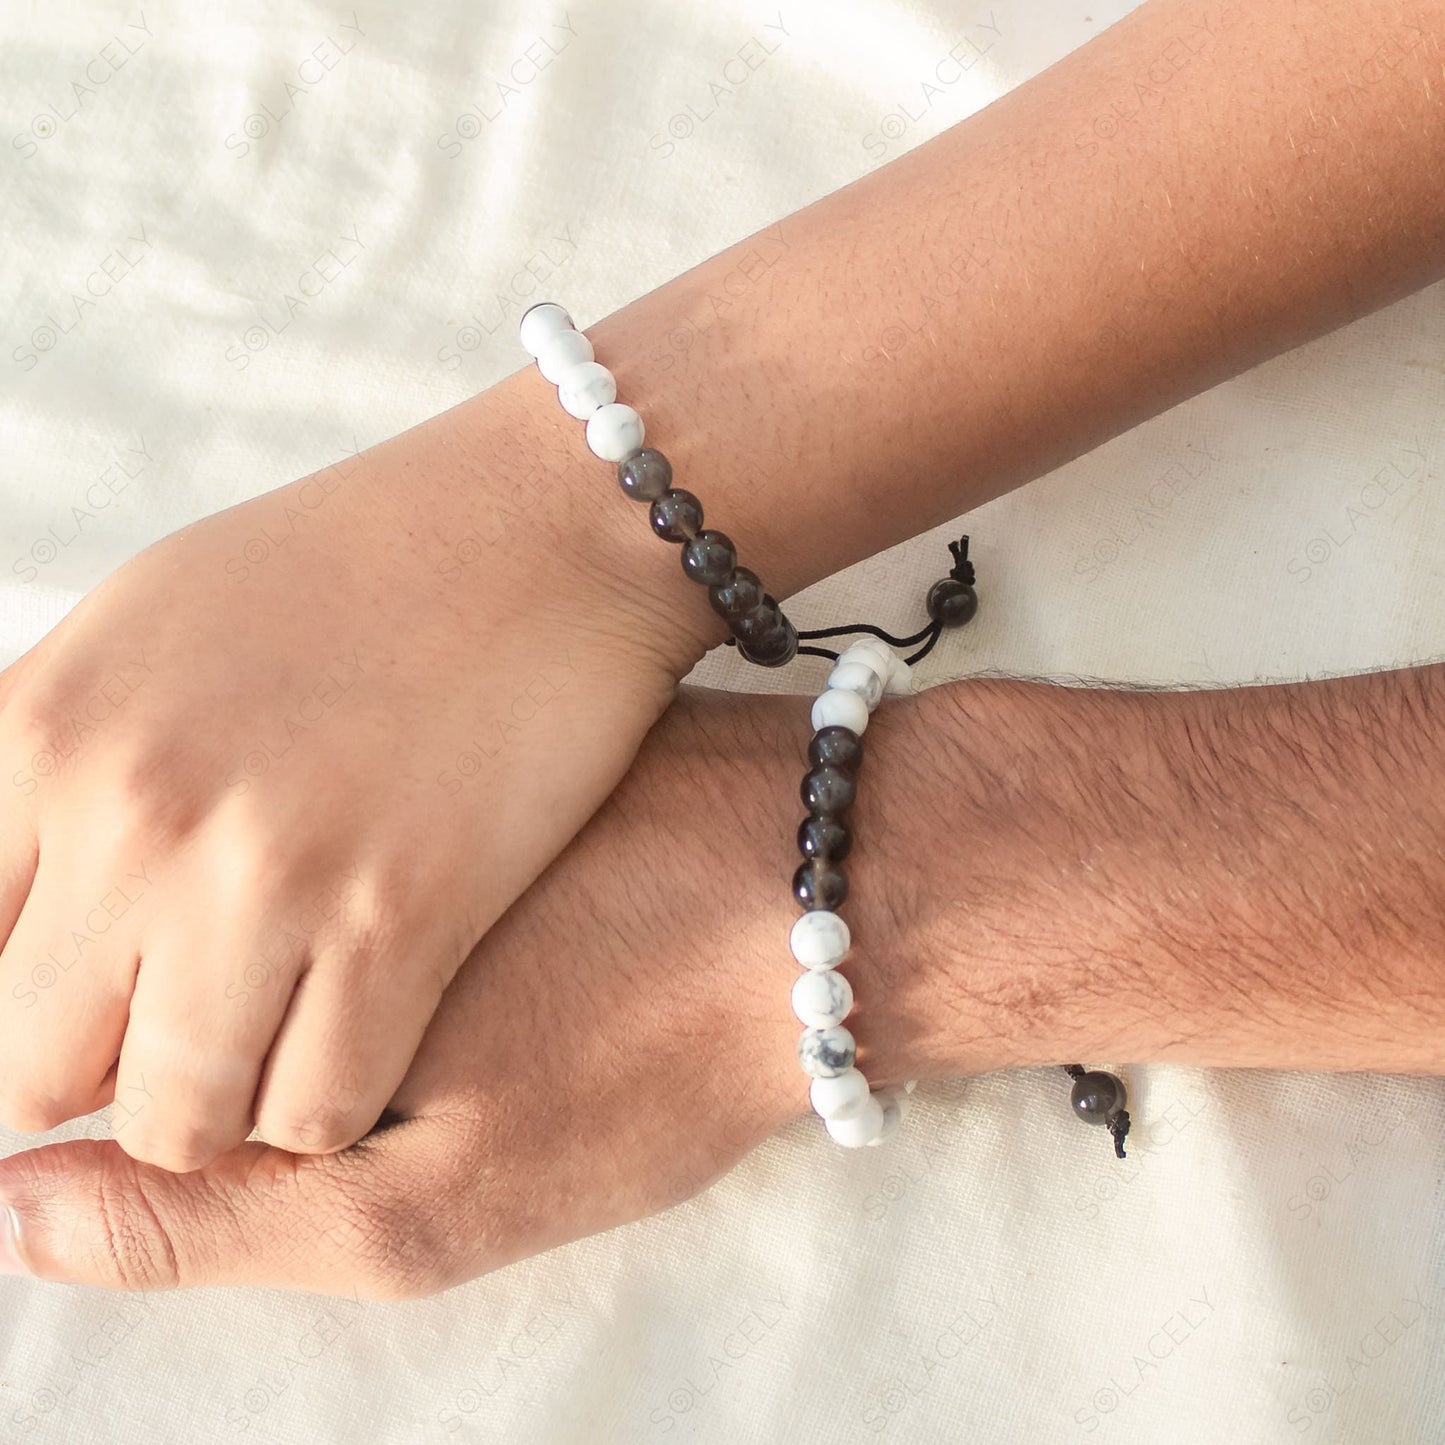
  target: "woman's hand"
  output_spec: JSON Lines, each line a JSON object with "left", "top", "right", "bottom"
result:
{"left": 0, "top": 369, "right": 719, "bottom": 1176}
{"left": 0, "top": 689, "right": 871, "bottom": 1295}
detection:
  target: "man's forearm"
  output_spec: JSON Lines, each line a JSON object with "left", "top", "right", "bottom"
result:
{"left": 861, "top": 666, "right": 1445, "bottom": 1083}
{"left": 468, "top": 0, "right": 1445, "bottom": 665}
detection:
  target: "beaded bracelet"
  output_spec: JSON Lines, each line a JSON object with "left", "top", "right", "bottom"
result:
{"left": 520, "top": 301, "right": 799, "bottom": 667}
{"left": 521, "top": 300, "right": 1133, "bottom": 1157}
{"left": 790, "top": 636, "right": 915, "bottom": 1147}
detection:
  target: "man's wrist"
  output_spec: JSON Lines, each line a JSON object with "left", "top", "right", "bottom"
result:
{"left": 884, "top": 666, "right": 1445, "bottom": 1082}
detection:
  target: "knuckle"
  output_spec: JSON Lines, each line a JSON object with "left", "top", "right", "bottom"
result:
{"left": 1, "top": 689, "right": 71, "bottom": 781}
{"left": 102, "top": 753, "right": 208, "bottom": 849}
{"left": 326, "top": 884, "right": 407, "bottom": 965}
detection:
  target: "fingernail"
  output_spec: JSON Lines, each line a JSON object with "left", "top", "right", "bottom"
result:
{"left": 0, "top": 1204, "right": 34, "bottom": 1277}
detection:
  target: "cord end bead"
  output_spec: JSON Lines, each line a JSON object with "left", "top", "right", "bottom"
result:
{"left": 926, "top": 577, "right": 978, "bottom": 627}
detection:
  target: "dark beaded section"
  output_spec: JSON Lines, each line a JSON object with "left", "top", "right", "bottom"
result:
{"left": 801, "top": 764, "right": 857, "bottom": 816}
{"left": 680, "top": 529, "right": 738, "bottom": 586}
{"left": 798, "top": 814, "right": 852, "bottom": 862}
{"left": 927, "top": 577, "right": 979, "bottom": 627}
{"left": 732, "top": 594, "right": 786, "bottom": 645}
{"left": 1070, "top": 1071, "right": 1125, "bottom": 1124}
{"left": 808, "top": 726, "right": 863, "bottom": 774}
{"left": 606, "top": 445, "right": 796, "bottom": 667}
{"left": 708, "top": 566, "right": 766, "bottom": 619}
{"left": 617, "top": 448, "right": 673, "bottom": 503}
{"left": 793, "top": 858, "right": 849, "bottom": 911}
{"left": 738, "top": 614, "right": 799, "bottom": 668}
{"left": 649, "top": 488, "right": 704, "bottom": 542}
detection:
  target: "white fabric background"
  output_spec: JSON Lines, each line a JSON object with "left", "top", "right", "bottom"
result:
{"left": 2, "top": 0, "right": 1443, "bottom": 1440}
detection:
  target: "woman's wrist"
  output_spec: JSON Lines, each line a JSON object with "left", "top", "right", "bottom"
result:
{"left": 346, "top": 362, "right": 729, "bottom": 689}
{"left": 537, "top": 0, "right": 1445, "bottom": 630}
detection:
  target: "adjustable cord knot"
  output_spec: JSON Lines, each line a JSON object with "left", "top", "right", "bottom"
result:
{"left": 947, "top": 535, "right": 975, "bottom": 586}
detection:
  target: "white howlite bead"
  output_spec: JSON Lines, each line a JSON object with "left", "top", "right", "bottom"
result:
{"left": 535, "top": 329, "right": 595, "bottom": 383}
{"left": 837, "top": 642, "right": 892, "bottom": 681}
{"left": 810, "top": 687, "right": 870, "bottom": 736}
{"left": 810, "top": 1067, "right": 870, "bottom": 1121}
{"left": 791, "top": 968, "right": 854, "bottom": 1028}
{"left": 586, "top": 403, "right": 645, "bottom": 461}
{"left": 518, "top": 302, "right": 575, "bottom": 356}
{"left": 882, "top": 650, "right": 915, "bottom": 697}
{"left": 839, "top": 639, "right": 891, "bottom": 673}
{"left": 825, "top": 1095, "right": 885, "bottom": 1147}
{"left": 797, "top": 1025, "right": 855, "bottom": 1079}
{"left": 557, "top": 360, "right": 617, "bottom": 419}
{"left": 865, "top": 1087, "right": 907, "bottom": 1145}
{"left": 826, "top": 660, "right": 884, "bottom": 711}
{"left": 790, "top": 911, "right": 851, "bottom": 970}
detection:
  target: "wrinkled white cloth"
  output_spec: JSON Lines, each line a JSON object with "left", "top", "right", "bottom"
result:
{"left": 1, "top": 0, "right": 1443, "bottom": 1441}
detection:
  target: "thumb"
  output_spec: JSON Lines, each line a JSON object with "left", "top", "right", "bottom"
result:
{"left": 0, "top": 1126, "right": 448, "bottom": 1299}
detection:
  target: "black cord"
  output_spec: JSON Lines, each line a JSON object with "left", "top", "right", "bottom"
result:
{"left": 795, "top": 619, "right": 938, "bottom": 647}
{"left": 1109, "top": 1110, "right": 1132, "bottom": 1159}
{"left": 727, "top": 617, "right": 940, "bottom": 664}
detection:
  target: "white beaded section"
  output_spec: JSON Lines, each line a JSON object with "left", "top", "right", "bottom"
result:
{"left": 789, "top": 911, "right": 850, "bottom": 970}
{"left": 791, "top": 968, "right": 854, "bottom": 1028}
{"left": 810, "top": 687, "right": 870, "bottom": 735}
{"left": 809, "top": 1067, "right": 870, "bottom": 1120}
{"left": 870, "top": 1087, "right": 906, "bottom": 1144}
{"left": 840, "top": 639, "right": 911, "bottom": 697}
{"left": 557, "top": 360, "right": 617, "bottom": 419}
{"left": 827, "top": 659, "right": 884, "bottom": 711}
{"left": 586, "top": 403, "right": 645, "bottom": 462}
{"left": 519, "top": 303, "right": 575, "bottom": 356}
{"left": 825, "top": 1095, "right": 885, "bottom": 1147}
{"left": 536, "top": 329, "right": 595, "bottom": 383}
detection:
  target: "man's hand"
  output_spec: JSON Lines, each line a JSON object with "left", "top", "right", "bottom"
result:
{"left": 1, "top": 663, "right": 1441, "bottom": 1296}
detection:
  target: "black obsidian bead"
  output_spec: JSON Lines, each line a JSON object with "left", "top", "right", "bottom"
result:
{"left": 808, "top": 726, "right": 863, "bottom": 774}
{"left": 649, "top": 489, "right": 704, "bottom": 542}
{"left": 617, "top": 448, "right": 673, "bottom": 503}
{"left": 800, "top": 764, "right": 856, "bottom": 816}
{"left": 681, "top": 529, "right": 738, "bottom": 586}
{"left": 793, "top": 859, "right": 849, "bottom": 911}
{"left": 737, "top": 617, "right": 798, "bottom": 668}
{"left": 797, "top": 814, "right": 852, "bottom": 862}
{"left": 708, "top": 566, "right": 766, "bottom": 619}
{"left": 927, "top": 577, "right": 979, "bottom": 627}
{"left": 732, "top": 594, "right": 785, "bottom": 644}
{"left": 1070, "top": 1071, "right": 1126, "bottom": 1124}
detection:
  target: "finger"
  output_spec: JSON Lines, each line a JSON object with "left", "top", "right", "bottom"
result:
{"left": 0, "top": 859, "right": 138, "bottom": 1132}
{"left": 111, "top": 920, "right": 304, "bottom": 1173}
{"left": 0, "top": 1122, "right": 457, "bottom": 1297}
{"left": 252, "top": 929, "right": 453, "bottom": 1156}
